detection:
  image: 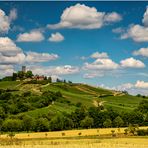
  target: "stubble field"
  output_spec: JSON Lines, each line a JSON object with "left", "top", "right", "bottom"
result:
{"left": 0, "top": 127, "right": 148, "bottom": 148}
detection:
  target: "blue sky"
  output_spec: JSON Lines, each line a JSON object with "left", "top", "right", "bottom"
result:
{"left": 0, "top": 1, "right": 148, "bottom": 95}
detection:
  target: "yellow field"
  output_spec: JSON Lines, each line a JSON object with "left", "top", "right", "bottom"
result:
{"left": 0, "top": 127, "right": 148, "bottom": 148}
{"left": 1, "top": 126, "right": 147, "bottom": 139}
{"left": 0, "top": 138, "right": 148, "bottom": 148}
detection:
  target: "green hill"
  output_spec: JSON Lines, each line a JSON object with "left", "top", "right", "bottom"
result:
{"left": 0, "top": 80, "right": 147, "bottom": 119}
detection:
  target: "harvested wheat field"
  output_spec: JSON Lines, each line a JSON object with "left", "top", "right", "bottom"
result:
{"left": 0, "top": 138, "right": 148, "bottom": 148}
{"left": 1, "top": 127, "right": 147, "bottom": 139}
{"left": 0, "top": 127, "right": 148, "bottom": 148}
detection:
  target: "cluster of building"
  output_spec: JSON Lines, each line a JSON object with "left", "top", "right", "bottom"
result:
{"left": 24, "top": 75, "right": 45, "bottom": 81}
{"left": 19, "top": 66, "right": 46, "bottom": 81}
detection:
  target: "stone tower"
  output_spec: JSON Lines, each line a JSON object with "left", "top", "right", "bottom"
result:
{"left": 22, "top": 66, "right": 26, "bottom": 73}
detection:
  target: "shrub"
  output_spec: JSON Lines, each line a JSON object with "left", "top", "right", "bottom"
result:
{"left": 111, "top": 130, "right": 116, "bottom": 137}
{"left": 2, "top": 119, "right": 23, "bottom": 132}
{"left": 80, "top": 116, "right": 94, "bottom": 129}
{"left": 35, "top": 118, "right": 49, "bottom": 132}
{"left": 103, "top": 119, "right": 112, "bottom": 128}
{"left": 55, "top": 91, "right": 62, "bottom": 97}
{"left": 113, "top": 116, "right": 124, "bottom": 128}
{"left": 76, "top": 102, "right": 82, "bottom": 107}
{"left": 78, "top": 132, "right": 82, "bottom": 136}
{"left": 50, "top": 114, "right": 74, "bottom": 131}
{"left": 124, "top": 129, "right": 128, "bottom": 135}
{"left": 128, "top": 124, "right": 139, "bottom": 135}
{"left": 62, "top": 132, "right": 65, "bottom": 136}
{"left": 8, "top": 132, "right": 15, "bottom": 139}
{"left": 137, "top": 129, "right": 148, "bottom": 136}
{"left": 23, "top": 91, "right": 31, "bottom": 97}
{"left": 45, "top": 133, "right": 48, "bottom": 137}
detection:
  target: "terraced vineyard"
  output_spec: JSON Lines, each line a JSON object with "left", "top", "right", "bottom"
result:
{"left": 0, "top": 81, "right": 147, "bottom": 119}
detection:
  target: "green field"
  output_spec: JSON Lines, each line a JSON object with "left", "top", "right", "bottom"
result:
{"left": 0, "top": 81, "right": 21, "bottom": 89}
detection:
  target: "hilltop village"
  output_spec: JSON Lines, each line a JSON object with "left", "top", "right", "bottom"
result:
{"left": 1, "top": 66, "right": 72, "bottom": 84}
{"left": 1, "top": 66, "right": 47, "bottom": 82}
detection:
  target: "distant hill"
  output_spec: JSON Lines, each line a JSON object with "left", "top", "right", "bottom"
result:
{"left": 0, "top": 80, "right": 146, "bottom": 119}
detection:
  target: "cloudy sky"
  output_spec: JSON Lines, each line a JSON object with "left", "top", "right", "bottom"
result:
{"left": 0, "top": 1, "right": 148, "bottom": 95}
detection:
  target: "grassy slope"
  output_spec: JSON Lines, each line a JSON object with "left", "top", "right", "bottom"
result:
{"left": 0, "top": 81, "right": 146, "bottom": 118}
{"left": 100, "top": 95, "right": 146, "bottom": 112}
{"left": 20, "top": 102, "right": 77, "bottom": 118}
{"left": 0, "top": 81, "right": 21, "bottom": 89}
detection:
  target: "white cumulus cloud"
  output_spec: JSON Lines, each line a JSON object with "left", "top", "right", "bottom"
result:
{"left": 91, "top": 52, "right": 109, "bottom": 59}
{"left": 25, "top": 52, "right": 59, "bottom": 63}
{"left": 0, "top": 37, "right": 59, "bottom": 65}
{"left": 121, "top": 24, "right": 148, "bottom": 42}
{"left": 83, "top": 72, "right": 104, "bottom": 79}
{"left": 0, "top": 37, "right": 22, "bottom": 56}
{"left": 0, "top": 53, "right": 25, "bottom": 64}
{"left": 116, "top": 83, "right": 134, "bottom": 91}
{"left": 47, "top": 3, "right": 122, "bottom": 30}
{"left": 0, "top": 8, "right": 17, "bottom": 33}
{"left": 84, "top": 58, "right": 119, "bottom": 70}
{"left": 120, "top": 6, "right": 148, "bottom": 42}
{"left": 0, "top": 65, "right": 15, "bottom": 77}
{"left": 9, "top": 8, "right": 17, "bottom": 22}
{"left": 104, "top": 12, "right": 122, "bottom": 23}
{"left": 120, "top": 57, "right": 145, "bottom": 68}
{"left": 17, "top": 30, "right": 44, "bottom": 42}
{"left": 133, "top": 47, "right": 148, "bottom": 57}
{"left": 135, "top": 80, "right": 148, "bottom": 89}
{"left": 142, "top": 6, "right": 148, "bottom": 27}
{"left": 28, "top": 65, "right": 79, "bottom": 76}
{"left": 115, "top": 80, "right": 148, "bottom": 95}
{"left": 48, "top": 32, "right": 64, "bottom": 42}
